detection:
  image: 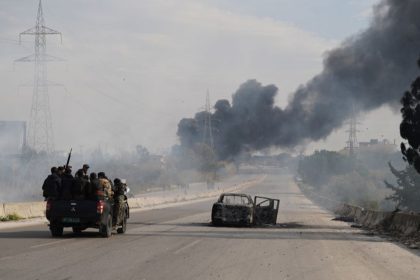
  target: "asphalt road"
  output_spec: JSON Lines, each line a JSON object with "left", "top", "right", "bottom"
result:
{"left": 1, "top": 174, "right": 420, "bottom": 280}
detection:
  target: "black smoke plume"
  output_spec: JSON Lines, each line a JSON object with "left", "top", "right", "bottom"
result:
{"left": 177, "top": 0, "right": 420, "bottom": 160}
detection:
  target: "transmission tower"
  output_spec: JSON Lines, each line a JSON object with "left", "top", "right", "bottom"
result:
{"left": 346, "top": 105, "right": 360, "bottom": 156}
{"left": 15, "top": 0, "right": 62, "bottom": 153}
{"left": 202, "top": 90, "right": 214, "bottom": 149}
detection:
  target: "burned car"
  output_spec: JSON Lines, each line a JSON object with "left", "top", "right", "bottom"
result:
{"left": 211, "top": 193, "right": 279, "bottom": 226}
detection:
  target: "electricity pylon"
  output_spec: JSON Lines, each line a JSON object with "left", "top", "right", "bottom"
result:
{"left": 15, "top": 0, "right": 62, "bottom": 153}
{"left": 202, "top": 90, "right": 214, "bottom": 149}
{"left": 346, "top": 105, "right": 360, "bottom": 156}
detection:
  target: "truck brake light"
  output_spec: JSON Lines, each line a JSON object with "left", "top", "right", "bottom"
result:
{"left": 97, "top": 200, "right": 105, "bottom": 214}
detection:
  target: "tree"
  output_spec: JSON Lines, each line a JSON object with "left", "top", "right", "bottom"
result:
{"left": 385, "top": 163, "right": 420, "bottom": 212}
{"left": 384, "top": 57, "right": 420, "bottom": 212}
{"left": 297, "top": 150, "right": 356, "bottom": 188}
{"left": 400, "top": 58, "right": 420, "bottom": 173}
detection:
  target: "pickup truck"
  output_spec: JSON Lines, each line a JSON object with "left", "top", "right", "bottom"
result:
{"left": 46, "top": 198, "right": 129, "bottom": 238}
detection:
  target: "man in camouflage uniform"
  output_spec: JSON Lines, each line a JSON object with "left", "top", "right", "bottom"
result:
{"left": 98, "top": 172, "right": 113, "bottom": 200}
{"left": 113, "top": 178, "right": 127, "bottom": 225}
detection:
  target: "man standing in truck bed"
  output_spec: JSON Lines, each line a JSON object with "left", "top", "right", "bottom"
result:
{"left": 98, "top": 172, "right": 113, "bottom": 199}
{"left": 113, "top": 178, "right": 127, "bottom": 225}
{"left": 42, "top": 167, "right": 61, "bottom": 200}
{"left": 60, "top": 167, "right": 75, "bottom": 200}
{"left": 76, "top": 164, "right": 90, "bottom": 180}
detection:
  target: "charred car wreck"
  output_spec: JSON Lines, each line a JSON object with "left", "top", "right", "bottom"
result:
{"left": 211, "top": 193, "right": 279, "bottom": 226}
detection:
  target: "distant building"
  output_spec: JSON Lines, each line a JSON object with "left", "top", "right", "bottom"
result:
{"left": 359, "top": 138, "right": 394, "bottom": 148}
{"left": 340, "top": 138, "right": 397, "bottom": 156}
{"left": 0, "top": 121, "right": 26, "bottom": 155}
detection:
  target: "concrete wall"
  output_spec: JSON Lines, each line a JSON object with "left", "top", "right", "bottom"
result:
{"left": 1, "top": 201, "right": 45, "bottom": 219}
{"left": 298, "top": 182, "right": 420, "bottom": 236}
{"left": 335, "top": 203, "right": 420, "bottom": 236}
{"left": 0, "top": 203, "right": 5, "bottom": 217}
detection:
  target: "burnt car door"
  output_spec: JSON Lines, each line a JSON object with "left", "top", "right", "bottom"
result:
{"left": 253, "top": 196, "right": 279, "bottom": 225}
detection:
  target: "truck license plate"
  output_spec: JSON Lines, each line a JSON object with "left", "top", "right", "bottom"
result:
{"left": 63, "top": 217, "right": 80, "bottom": 223}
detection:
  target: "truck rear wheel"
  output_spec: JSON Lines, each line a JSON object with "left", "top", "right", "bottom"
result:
{"left": 50, "top": 223, "right": 63, "bottom": 237}
{"left": 100, "top": 214, "right": 112, "bottom": 238}
{"left": 117, "top": 214, "right": 127, "bottom": 234}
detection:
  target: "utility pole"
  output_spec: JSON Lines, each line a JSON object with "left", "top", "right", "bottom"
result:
{"left": 202, "top": 90, "right": 214, "bottom": 149}
{"left": 15, "top": 0, "right": 62, "bottom": 153}
{"left": 346, "top": 105, "right": 360, "bottom": 156}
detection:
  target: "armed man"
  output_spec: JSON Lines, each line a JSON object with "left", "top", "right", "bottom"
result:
{"left": 42, "top": 167, "right": 61, "bottom": 201}
{"left": 60, "top": 166, "right": 75, "bottom": 200}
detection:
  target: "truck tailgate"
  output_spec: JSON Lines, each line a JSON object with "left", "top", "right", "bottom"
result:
{"left": 50, "top": 200, "right": 98, "bottom": 219}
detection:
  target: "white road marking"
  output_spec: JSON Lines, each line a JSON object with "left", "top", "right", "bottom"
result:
{"left": 173, "top": 239, "right": 202, "bottom": 254}
{"left": 30, "top": 239, "right": 70, "bottom": 249}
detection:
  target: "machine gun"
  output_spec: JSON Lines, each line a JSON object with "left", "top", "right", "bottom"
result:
{"left": 65, "top": 148, "right": 72, "bottom": 169}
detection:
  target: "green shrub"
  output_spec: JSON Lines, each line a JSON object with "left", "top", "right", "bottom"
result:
{"left": 0, "top": 213, "right": 23, "bottom": 222}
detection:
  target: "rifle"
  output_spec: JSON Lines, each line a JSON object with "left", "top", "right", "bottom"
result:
{"left": 65, "top": 148, "right": 72, "bottom": 169}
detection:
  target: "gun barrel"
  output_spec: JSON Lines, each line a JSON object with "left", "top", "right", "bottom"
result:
{"left": 65, "top": 148, "right": 72, "bottom": 169}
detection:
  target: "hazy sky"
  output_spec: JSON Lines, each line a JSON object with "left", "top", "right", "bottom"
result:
{"left": 0, "top": 0, "right": 399, "bottom": 155}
